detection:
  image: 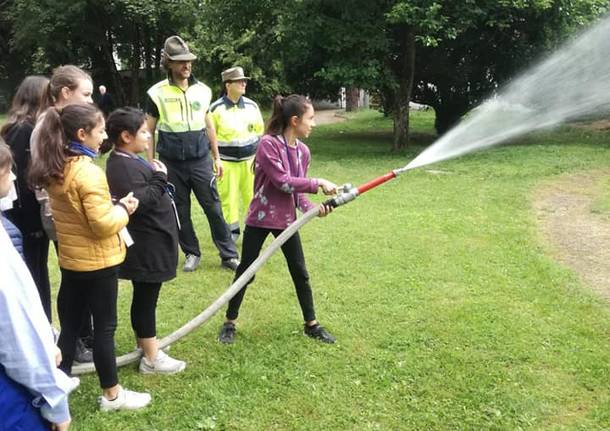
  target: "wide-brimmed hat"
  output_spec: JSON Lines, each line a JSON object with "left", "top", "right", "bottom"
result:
{"left": 163, "top": 35, "right": 197, "bottom": 61}
{"left": 221, "top": 67, "right": 250, "bottom": 82}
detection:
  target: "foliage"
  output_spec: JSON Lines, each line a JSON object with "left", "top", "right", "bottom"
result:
{"left": 411, "top": 0, "right": 610, "bottom": 133}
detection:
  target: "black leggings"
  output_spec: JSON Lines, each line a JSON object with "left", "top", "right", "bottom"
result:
{"left": 131, "top": 281, "right": 162, "bottom": 338}
{"left": 57, "top": 266, "right": 118, "bottom": 389}
{"left": 226, "top": 225, "right": 316, "bottom": 322}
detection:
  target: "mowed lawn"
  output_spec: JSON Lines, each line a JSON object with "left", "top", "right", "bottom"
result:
{"left": 32, "top": 109, "right": 610, "bottom": 430}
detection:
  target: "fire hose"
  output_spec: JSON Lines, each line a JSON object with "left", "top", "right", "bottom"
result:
{"left": 72, "top": 168, "right": 406, "bottom": 375}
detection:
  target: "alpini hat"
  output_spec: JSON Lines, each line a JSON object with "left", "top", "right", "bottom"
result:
{"left": 163, "top": 35, "right": 197, "bottom": 61}
{"left": 221, "top": 67, "right": 250, "bottom": 82}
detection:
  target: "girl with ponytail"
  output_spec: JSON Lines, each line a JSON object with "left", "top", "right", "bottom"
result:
{"left": 218, "top": 94, "right": 339, "bottom": 345}
{"left": 30, "top": 103, "right": 152, "bottom": 412}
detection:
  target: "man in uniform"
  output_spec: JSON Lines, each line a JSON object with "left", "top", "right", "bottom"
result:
{"left": 209, "top": 67, "right": 264, "bottom": 241}
{"left": 145, "top": 35, "right": 239, "bottom": 272}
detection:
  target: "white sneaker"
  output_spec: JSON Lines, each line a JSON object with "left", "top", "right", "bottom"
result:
{"left": 99, "top": 386, "right": 151, "bottom": 412}
{"left": 139, "top": 350, "right": 186, "bottom": 375}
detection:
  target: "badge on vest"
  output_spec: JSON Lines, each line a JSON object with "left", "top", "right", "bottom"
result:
{"left": 191, "top": 101, "right": 202, "bottom": 111}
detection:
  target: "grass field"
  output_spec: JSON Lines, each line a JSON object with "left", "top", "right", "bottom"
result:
{"left": 38, "top": 109, "right": 610, "bottom": 430}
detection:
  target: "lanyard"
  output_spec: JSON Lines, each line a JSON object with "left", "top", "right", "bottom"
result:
{"left": 68, "top": 141, "right": 98, "bottom": 158}
{"left": 112, "top": 149, "right": 181, "bottom": 229}
{"left": 281, "top": 135, "right": 300, "bottom": 177}
{"left": 114, "top": 149, "right": 154, "bottom": 171}
{"left": 280, "top": 135, "right": 300, "bottom": 209}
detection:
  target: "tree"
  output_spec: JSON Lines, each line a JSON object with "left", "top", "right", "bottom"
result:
{"left": 3, "top": 0, "right": 200, "bottom": 106}
{"left": 410, "top": 0, "right": 610, "bottom": 134}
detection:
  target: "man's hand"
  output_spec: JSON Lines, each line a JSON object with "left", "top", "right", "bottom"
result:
{"left": 214, "top": 159, "right": 224, "bottom": 179}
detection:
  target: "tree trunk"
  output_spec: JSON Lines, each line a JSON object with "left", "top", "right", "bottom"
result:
{"left": 345, "top": 87, "right": 360, "bottom": 112}
{"left": 130, "top": 25, "right": 141, "bottom": 106}
{"left": 144, "top": 26, "right": 153, "bottom": 86}
{"left": 433, "top": 94, "right": 470, "bottom": 135}
{"left": 392, "top": 26, "right": 416, "bottom": 151}
{"left": 103, "top": 30, "right": 126, "bottom": 107}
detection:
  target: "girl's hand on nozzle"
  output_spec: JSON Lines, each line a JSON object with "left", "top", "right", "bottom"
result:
{"left": 318, "top": 179, "right": 338, "bottom": 195}
{"left": 152, "top": 159, "right": 167, "bottom": 175}
{"left": 119, "top": 192, "right": 139, "bottom": 215}
{"left": 318, "top": 203, "right": 333, "bottom": 218}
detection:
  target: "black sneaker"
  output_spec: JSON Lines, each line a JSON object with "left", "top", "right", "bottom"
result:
{"left": 74, "top": 338, "right": 93, "bottom": 363}
{"left": 304, "top": 324, "right": 336, "bottom": 344}
{"left": 218, "top": 322, "right": 236, "bottom": 344}
{"left": 221, "top": 258, "right": 240, "bottom": 271}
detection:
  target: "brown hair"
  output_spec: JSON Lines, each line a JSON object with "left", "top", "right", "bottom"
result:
{"left": 266, "top": 94, "right": 312, "bottom": 135}
{"left": 0, "top": 137, "right": 13, "bottom": 172}
{"left": 29, "top": 103, "right": 103, "bottom": 187}
{"left": 40, "top": 65, "right": 92, "bottom": 113}
{"left": 0, "top": 76, "right": 50, "bottom": 138}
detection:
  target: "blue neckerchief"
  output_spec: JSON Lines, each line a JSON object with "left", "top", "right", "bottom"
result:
{"left": 68, "top": 141, "right": 98, "bottom": 158}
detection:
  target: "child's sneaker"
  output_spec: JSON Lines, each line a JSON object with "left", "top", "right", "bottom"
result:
{"left": 99, "top": 386, "right": 151, "bottom": 411}
{"left": 139, "top": 350, "right": 186, "bottom": 375}
{"left": 218, "top": 322, "right": 236, "bottom": 344}
{"left": 304, "top": 323, "right": 336, "bottom": 344}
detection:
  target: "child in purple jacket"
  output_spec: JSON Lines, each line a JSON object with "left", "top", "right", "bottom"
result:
{"left": 218, "top": 94, "right": 338, "bottom": 344}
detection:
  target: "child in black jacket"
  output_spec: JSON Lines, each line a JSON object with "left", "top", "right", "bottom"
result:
{"left": 104, "top": 107, "right": 185, "bottom": 375}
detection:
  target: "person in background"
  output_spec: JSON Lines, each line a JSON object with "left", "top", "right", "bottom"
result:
{"left": 103, "top": 107, "right": 186, "bottom": 375}
{"left": 217, "top": 95, "right": 338, "bottom": 345}
{"left": 29, "top": 103, "right": 151, "bottom": 412}
{"left": 0, "top": 138, "right": 74, "bottom": 431}
{"left": 97, "top": 85, "right": 114, "bottom": 117}
{"left": 145, "top": 35, "right": 239, "bottom": 272}
{"left": 209, "top": 66, "right": 264, "bottom": 241}
{"left": 1, "top": 75, "right": 52, "bottom": 320}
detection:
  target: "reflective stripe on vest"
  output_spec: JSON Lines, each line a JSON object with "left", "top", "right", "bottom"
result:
{"left": 210, "top": 97, "right": 264, "bottom": 161}
{"left": 147, "top": 79, "right": 211, "bottom": 133}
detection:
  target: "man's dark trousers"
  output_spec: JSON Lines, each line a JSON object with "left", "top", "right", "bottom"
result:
{"left": 161, "top": 154, "right": 238, "bottom": 260}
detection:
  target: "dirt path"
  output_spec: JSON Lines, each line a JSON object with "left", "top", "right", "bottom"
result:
{"left": 315, "top": 109, "right": 347, "bottom": 125}
{"left": 533, "top": 169, "right": 610, "bottom": 301}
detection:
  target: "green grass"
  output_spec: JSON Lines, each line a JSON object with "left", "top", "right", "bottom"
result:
{"left": 49, "top": 109, "right": 610, "bottom": 430}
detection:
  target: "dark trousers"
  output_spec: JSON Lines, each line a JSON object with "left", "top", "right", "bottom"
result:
{"left": 23, "top": 232, "right": 52, "bottom": 322}
{"left": 162, "top": 155, "right": 238, "bottom": 260}
{"left": 226, "top": 225, "right": 316, "bottom": 322}
{"left": 131, "top": 281, "right": 162, "bottom": 338}
{"left": 57, "top": 267, "right": 119, "bottom": 389}
{"left": 53, "top": 241, "right": 93, "bottom": 340}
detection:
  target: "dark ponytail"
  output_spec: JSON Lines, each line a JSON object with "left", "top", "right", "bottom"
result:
{"left": 29, "top": 103, "right": 103, "bottom": 187}
{"left": 265, "top": 94, "right": 312, "bottom": 135}
{"left": 101, "top": 107, "right": 146, "bottom": 154}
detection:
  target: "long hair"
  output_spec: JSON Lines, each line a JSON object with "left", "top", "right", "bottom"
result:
{"left": 39, "top": 65, "right": 91, "bottom": 113}
{"left": 0, "top": 137, "right": 13, "bottom": 173}
{"left": 266, "top": 94, "right": 312, "bottom": 135}
{"left": 0, "top": 76, "right": 49, "bottom": 138}
{"left": 29, "top": 104, "right": 103, "bottom": 187}
{"left": 100, "top": 107, "right": 146, "bottom": 154}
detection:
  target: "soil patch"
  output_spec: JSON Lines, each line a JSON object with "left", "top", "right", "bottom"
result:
{"left": 533, "top": 169, "right": 610, "bottom": 301}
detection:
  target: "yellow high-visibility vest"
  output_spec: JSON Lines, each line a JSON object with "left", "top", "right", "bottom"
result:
{"left": 209, "top": 96, "right": 264, "bottom": 161}
{"left": 147, "top": 78, "right": 212, "bottom": 160}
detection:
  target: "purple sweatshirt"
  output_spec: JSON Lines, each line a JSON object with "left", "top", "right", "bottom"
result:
{"left": 245, "top": 134, "right": 319, "bottom": 229}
